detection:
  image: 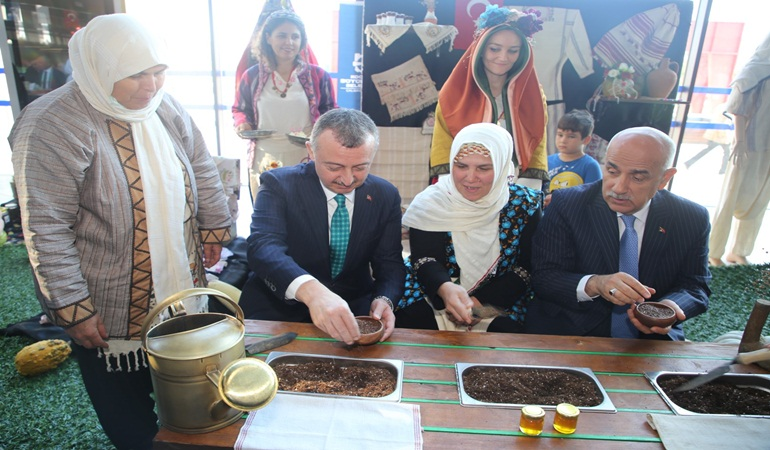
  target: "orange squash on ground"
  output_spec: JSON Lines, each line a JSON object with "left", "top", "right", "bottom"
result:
{"left": 14, "top": 339, "right": 72, "bottom": 376}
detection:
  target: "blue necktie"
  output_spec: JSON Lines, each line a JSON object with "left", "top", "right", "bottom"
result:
{"left": 611, "top": 214, "right": 640, "bottom": 338}
{"left": 329, "top": 194, "right": 349, "bottom": 278}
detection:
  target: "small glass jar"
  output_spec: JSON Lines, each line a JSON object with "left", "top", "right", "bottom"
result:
{"left": 553, "top": 403, "right": 580, "bottom": 434}
{"left": 519, "top": 405, "right": 545, "bottom": 436}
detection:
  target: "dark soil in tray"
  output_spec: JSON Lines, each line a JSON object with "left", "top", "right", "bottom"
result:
{"left": 658, "top": 375, "right": 770, "bottom": 415}
{"left": 462, "top": 367, "right": 603, "bottom": 406}
{"left": 272, "top": 360, "right": 396, "bottom": 398}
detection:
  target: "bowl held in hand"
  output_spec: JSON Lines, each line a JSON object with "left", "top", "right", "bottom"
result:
{"left": 634, "top": 302, "right": 676, "bottom": 328}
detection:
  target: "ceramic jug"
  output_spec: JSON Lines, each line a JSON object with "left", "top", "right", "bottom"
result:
{"left": 646, "top": 58, "right": 679, "bottom": 98}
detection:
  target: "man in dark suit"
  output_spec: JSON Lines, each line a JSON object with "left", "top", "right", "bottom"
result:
{"left": 240, "top": 109, "right": 405, "bottom": 345}
{"left": 525, "top": 127, "right": 710, "bottom": 341}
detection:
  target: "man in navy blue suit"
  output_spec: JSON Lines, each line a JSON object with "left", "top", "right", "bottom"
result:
{"left": 240, "top": 109, "right": 405, "bottom": 345}
{"left": 525, "top": 127, "right": 710, "bottom": 340}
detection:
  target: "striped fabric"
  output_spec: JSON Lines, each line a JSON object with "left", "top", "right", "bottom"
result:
{"left": 593, "top": 3, "right": 680, "bottom": 74}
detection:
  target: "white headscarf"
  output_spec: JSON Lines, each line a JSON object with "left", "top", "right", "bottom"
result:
{"left": 402, "top": 123, "right": 514, "bottom": 291}
{"left": 69, "top": 13, "right": 166, "bottom": 121}
{"left": 69, "top": 14, "right": 194, "bottom": 307}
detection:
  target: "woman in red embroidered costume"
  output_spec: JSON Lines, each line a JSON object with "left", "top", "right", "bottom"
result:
{"left": 233, "top": 10, "right": 337, "bottom": 201}
{"left": 430, "top": 6, "right": 548, "bottom": 191}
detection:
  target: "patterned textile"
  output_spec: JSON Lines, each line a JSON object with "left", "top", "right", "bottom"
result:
{"left": 411, "top": 23, "right": 459, "bottom": 54}
{"left": 364, "top": 25, "right": 411, "bottom": 53}
{"left": 397, "top": 184, "right": 539, "bottom": 326}
{"left": 10, "top": 83, "right": 232, "bottom": 339}
{"left": 232, "top": 60, "right": 337, "bottom": 130}
{"left": 511, "top": 5, "right": 593, "bottom": 155}
{"left": 329, "top": 194, "right": 349, "bottom": 278}
{"left": 364, "top": 24, "right": 458, "bottom": 55}
{"left": 593, "top": 3, "right": 681, "bottom": 75}
{"left": 371, "top": 56, "right": 439, "bottom": 122}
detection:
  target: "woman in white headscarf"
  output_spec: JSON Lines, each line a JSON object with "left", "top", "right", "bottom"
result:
{"left": 396, "top": 123, "right": 542, "bottom": 332}
{"left": 709, "top": 32, "right": 770, "bottom": 266}
{"left": 10, "top": 14, "right": 231, "bottom": 449}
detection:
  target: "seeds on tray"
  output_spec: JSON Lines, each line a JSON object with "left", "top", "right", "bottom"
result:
{"left": 273, "top": 360, "right": 396, "bottom": 398}
{"left": 657, "top": 375, "right": 770, "bottom": 415}
{"left": 462, "top": 367, "right": 603, "bottom": 406}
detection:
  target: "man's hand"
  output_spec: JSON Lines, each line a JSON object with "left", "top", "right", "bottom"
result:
{"left": 202, "top": 243, "right": 222, "bottom": 268}
{"left": 437, "top": 282, "right": 474, "bottom": 325}
{"left": 369, "top": 297, "right": 395, "bottom": 341}
{"left": 66, "top": 314, "right": 109, "bottom": 349}
{"left": 296, "top": 280, "right": 360, "bottom": 345}
{"left": 586, "top": 273, "right": 656, "bottom": 306}
{"left": 628, "top": 299, "right": 685, "bottom": 335}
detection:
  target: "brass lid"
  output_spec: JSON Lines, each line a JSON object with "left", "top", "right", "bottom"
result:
{"left": 218, "top": 358, "right": 278, "bottom": 411}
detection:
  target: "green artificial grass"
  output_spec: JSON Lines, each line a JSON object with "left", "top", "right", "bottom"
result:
{"left": 0, "top": 244, "right": 113, "bottom": 450}
{"left": 684, "top": 262, "right": 770, "bottom": 342}
{"left": 1, "top": 243, "right": 768, "bottom": 449}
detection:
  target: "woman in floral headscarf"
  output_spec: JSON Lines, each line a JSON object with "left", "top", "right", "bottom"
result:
{"left": 397, "top": 123, "right": 542, "bottom": 333}
{"left": 430, "top": 6, "right": 548, "bottom": 191}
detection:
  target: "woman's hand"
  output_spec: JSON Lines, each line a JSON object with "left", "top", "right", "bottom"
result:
{"left": 437, "top": 282, "right": 474, "bottom": 324}
{"left": 202, "top": 243, "right": 222, "bottom": 268}
{"left": 67, "top": 314, "right": 109, "bottom": 349}
{"left": 235, "top": 123, "right": 253, "bottom": 133}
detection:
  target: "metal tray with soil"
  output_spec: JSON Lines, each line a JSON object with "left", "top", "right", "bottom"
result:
{"left": 456, "top": 363, "right": 616, "bottom": 412}
{"left": 646, "top": 371, "right": 770, "bottom": 417}
{"left": 265, "top": 352, "right": 403, "bottom": 402}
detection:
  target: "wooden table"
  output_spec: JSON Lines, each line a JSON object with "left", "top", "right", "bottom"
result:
{"left": 154, "top": 320, "right": 769, "bottom": 449}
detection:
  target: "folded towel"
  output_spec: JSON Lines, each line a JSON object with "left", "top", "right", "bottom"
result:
{"left": 236, "top": 393, "right": 423, "bottom": 450}
{"left": 646, "top": 413, "right": 770, "bottom": 450}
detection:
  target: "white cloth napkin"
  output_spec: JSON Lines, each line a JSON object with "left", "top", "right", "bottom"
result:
{"left": 370, "top": 55, "right": 438, "bottom": 122}
{"left": 235, "top": 393, "right": 423, "bottom": 450}
{"left": 646, "top": 413, "right": 770, "bottom": 450}
{"left": 364, "top": 25, "right": 411, "bottom": 53}
{"left": 411, "top": 23, "right": 458, "bottom": 54}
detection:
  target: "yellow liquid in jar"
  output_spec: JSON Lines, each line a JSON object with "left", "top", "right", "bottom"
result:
{"left": 519, "top": 406, "right": 545, "bottom": 436}
{"left": 553, "top": 403, "right": 580, "bottom": 434}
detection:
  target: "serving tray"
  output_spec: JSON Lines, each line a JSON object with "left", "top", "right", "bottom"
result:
{"left": 265, "top": 351, "right": 403, "bottom": 402}
{"left": 456, "top": 363, "right": 616, "bottom": 413}
{"left": 645, "top": 371, "right": 770, "bottom": 418}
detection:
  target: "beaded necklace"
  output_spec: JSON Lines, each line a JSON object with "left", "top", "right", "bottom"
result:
{"left": 271, "top": 68, "right": 294, "bottom": 98}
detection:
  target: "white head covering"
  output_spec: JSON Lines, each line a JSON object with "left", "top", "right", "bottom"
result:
{"left": 68, "top": 14, "right": 195, "bottom": 312}
{"left": 402, "top": 123, "right": 514, "bottom": 291}
{"left": 69, "top": 13, "right": 167, "bottom": 121}
{"left": 731, "top": 32, "right": 770, "bottom": 94}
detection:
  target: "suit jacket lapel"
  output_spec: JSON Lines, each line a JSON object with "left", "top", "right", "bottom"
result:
{"left": 348, "top": 181, "right": 373, "bottom": 263}
{"left": 298, "top": 163, "right": 331, "bottom": 262}
{"left": 588, "top": 188, "right": 619, "bottom": 270}
{"left": 640, "top": 192, "right": 667, "bottom": 283}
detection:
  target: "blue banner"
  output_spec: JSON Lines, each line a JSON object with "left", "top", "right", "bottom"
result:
{"left": 336, "top": 3, "right": 363, "bottom": 109}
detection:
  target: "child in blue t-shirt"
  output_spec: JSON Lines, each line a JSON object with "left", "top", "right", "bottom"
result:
{"left": 545, "top": 109, "right": 602, "bottom": 207}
